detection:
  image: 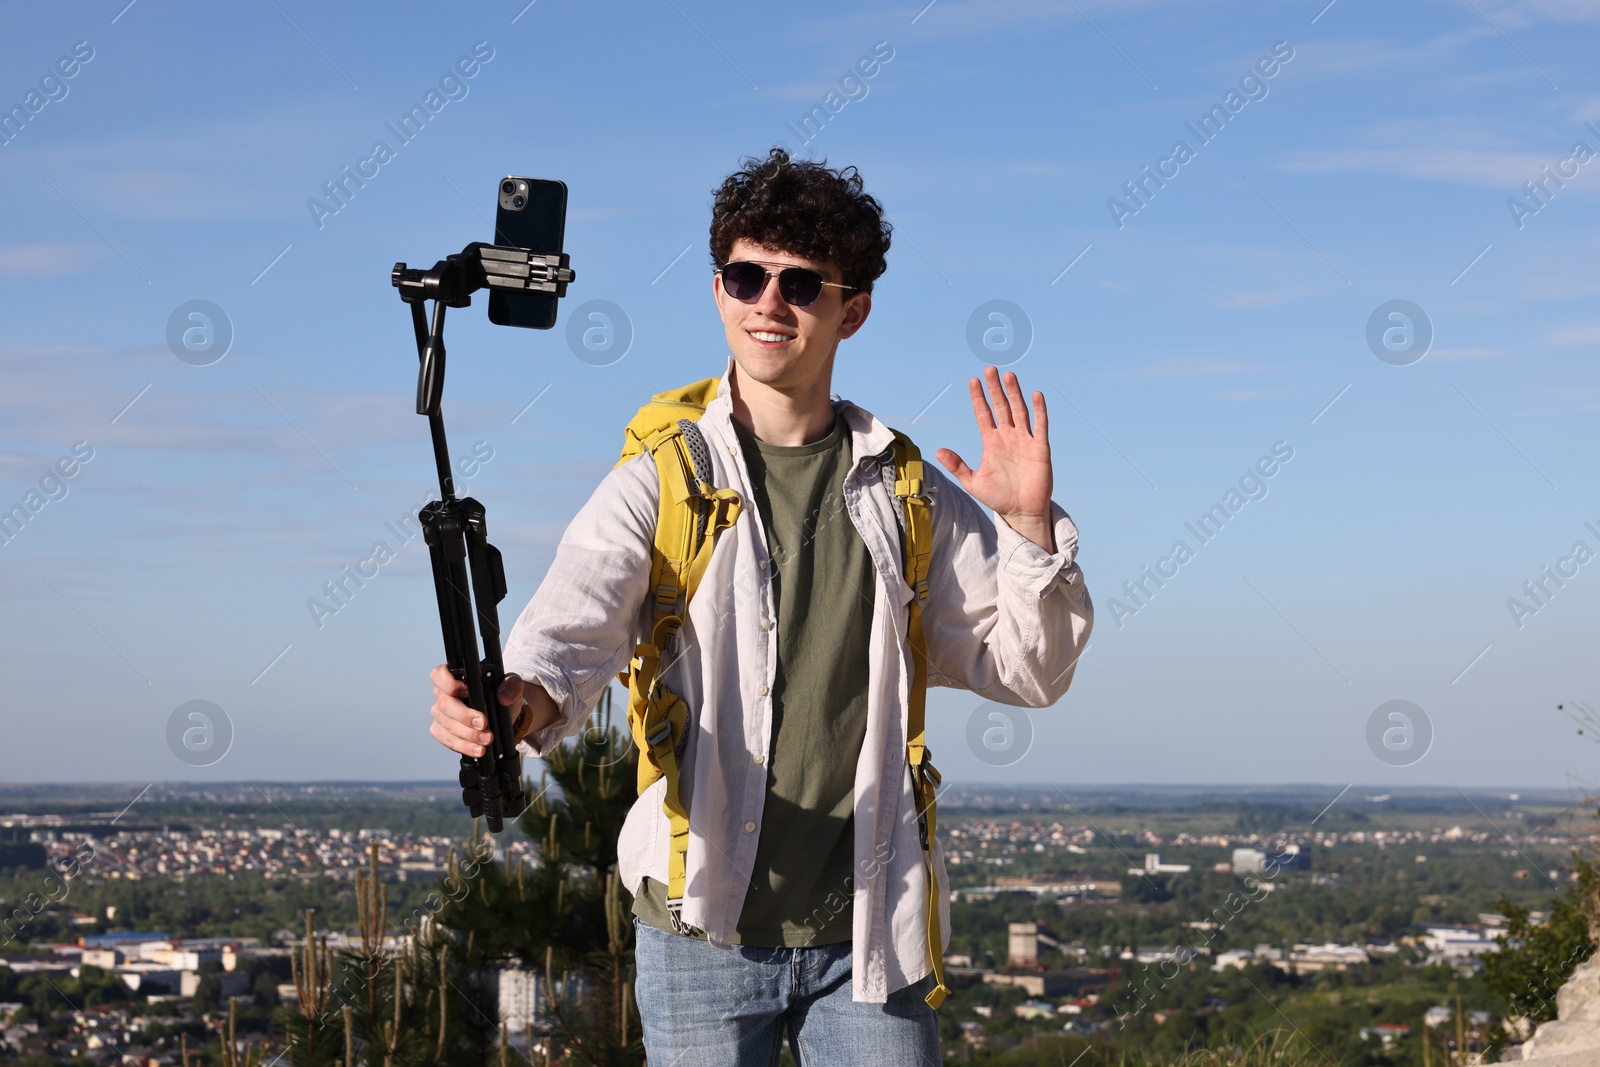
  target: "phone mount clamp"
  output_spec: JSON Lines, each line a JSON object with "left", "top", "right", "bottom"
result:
{"left": 391, "top": 242, "right": 574, "bottom": 832}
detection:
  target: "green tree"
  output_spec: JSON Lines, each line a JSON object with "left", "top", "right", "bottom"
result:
{"left": 264, "top": 688, "right": 643, "bottom": 1066}
{"left": 433, "top": 688, "right": 643, "bottom": 1065}
{"left": 1482, "top": 855, "right": 1598, "bottom": 1024}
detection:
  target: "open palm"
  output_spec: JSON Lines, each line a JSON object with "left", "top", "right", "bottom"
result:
{"left": 934, "top": 367, "right": 1054, "bottom": 547}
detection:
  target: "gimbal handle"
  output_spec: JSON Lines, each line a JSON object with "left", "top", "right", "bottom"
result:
{"left": 391, "top": 241, "right": 574, "bottom": 832}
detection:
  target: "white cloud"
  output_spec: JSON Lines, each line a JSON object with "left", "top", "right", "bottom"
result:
{"left": 0, "top": 112, "right": 348, "bottom": 223}
{"left": 1115, "top": 357, "right": 1285, "bottom": 379}
{"left": 1203, "top": 385, "right": 1305, "bottom": 402}
{"left": 1279, "top": 119, "right": 1558, "bottom": 187}
{"left": 1210, "top": 288, "right": 1314, "bottom": 309}
{"left": 0, "top": 342, "right": 417, "bottom": 475}
{"left": 0, "top": 243, "right": 108, "bottom": 276}
{"left": 1540, "top": 322, "right": 1600, "bottom": 345}
{"left": 1493, "top": 0, "right": 1600, "bottom": 22}
{"left": 1426, "top": 346, "right": 1502, "bottom": 361}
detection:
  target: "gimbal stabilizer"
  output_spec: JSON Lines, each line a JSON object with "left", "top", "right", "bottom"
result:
{"left": 391, "top": 242, "right": 575, "bottom": 832}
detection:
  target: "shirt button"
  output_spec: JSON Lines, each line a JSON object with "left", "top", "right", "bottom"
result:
{"left": 760, "top": 618, "right": 773, "bottom": 631}
{"left": 744, "top": 821, "right": 757, "bottom": 833}
{"left": 756, "top": 684, "right": 769, "bottom": 696}
{"left": 753, "top": 753, "right": 765, "bottom": 765}
{"left": 759, "top": 559, "right": 768, "bottom": 570}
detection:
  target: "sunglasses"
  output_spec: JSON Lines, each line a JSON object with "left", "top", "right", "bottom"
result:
{"left": 717, "top": 260, "right": 857, "bottom": 307}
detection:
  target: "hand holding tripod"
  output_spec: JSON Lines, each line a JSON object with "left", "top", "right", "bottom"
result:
{"left": 392, "top": 241, "right": 574, "bottom": 831}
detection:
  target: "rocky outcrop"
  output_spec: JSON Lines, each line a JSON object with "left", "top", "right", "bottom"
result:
{"left": 1517, "top": 1051, "right": 1600, "bottom": 1067}
{"left": 1522, "top": 956, "right": 1600, "bottom": 1061}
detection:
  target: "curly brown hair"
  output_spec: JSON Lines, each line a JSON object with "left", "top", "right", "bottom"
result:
{"left": 709, "top": 147, "right": 892, "bottom": 293}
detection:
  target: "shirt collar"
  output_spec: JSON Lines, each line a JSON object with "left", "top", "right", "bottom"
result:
{"left": 706, "top": 355, "right": 897, "bottom": 463}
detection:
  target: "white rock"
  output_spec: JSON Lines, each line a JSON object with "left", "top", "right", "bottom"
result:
{"left": 1522, "top": 956, "right": 1600, "bottom": 1061}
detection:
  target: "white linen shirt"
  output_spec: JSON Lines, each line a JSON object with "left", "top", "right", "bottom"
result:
{"left": 504, "top": 358, "right": 1094, "bottom": 1003}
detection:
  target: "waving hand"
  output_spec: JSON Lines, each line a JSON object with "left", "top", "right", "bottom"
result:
{"left": 934, "top": 366, "right": 1055, "bottom": 552}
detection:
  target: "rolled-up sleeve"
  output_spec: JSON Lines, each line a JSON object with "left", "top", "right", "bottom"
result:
{"left": 918, "top": 463, "right": 1093, "bottom": 706}
{"left": 503, "top": 453, "right": 658, "bottom": 757}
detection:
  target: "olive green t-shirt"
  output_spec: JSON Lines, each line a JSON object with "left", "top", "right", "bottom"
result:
{"left": 633, "top": 411, "right": 874, "bottom": 946}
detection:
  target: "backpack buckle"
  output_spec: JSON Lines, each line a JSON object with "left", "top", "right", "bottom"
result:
{"left": 645, "top": 721, "right": 672, "bottom": 749}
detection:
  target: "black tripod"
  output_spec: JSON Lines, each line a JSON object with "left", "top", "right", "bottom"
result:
{"left": 392, "top": 243, "right": 574, "bottom": 831}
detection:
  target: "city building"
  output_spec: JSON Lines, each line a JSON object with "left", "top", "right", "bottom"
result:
{"left": 79, "top": 931, "right": 171, "bottom": 949}
{"left": 1014, "top": 1000, "right": 1056, "bottom": 1020}
{"left": 499, "top": 967, "right": 544, "bottom": 1037}
{"left": 496, "top": 967, "right": 588, "bottom": 1040}
{"left": 1278, "top": 845, "right": 1311, "bottom": 871}
{"left": 1128, "top": 853, "right": 1191, "bottom": 875}
{"left": 982, "top": 968, "right": 1111, "bottom": 998}
{"left": 114, "top": 964, "right": 182, "bottom": 994}
{"left": 1286, "top": 943, "right": 1368, "bottom": 973}
{"left": 1232, "top": 845, "right": 1311, "bottom": 874}
{"left": 1359, "top": 1023, "right": 1411, "bottom": 1048}
{"left": 1232, "top": 849, "right": 1267, "bottom": 874}
{"left": 1122, "top": 945, "right": 1213, "bottom": 965}
{"left": 1214, "top": 944, "right": 1294, "bottom": 972}
{"left": 1420, "top": 926, "right": 1499, "bottom": 963}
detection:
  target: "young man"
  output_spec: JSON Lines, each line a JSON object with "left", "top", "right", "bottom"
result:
{"left": 428, "top": 148, "right": 1093, "bottom": 1065}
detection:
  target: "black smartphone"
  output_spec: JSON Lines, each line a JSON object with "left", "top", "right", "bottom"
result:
{"left": 488, "top": 176, "right": 567, "bottom": 330}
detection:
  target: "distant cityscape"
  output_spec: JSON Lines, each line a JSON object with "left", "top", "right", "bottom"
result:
{"left": 941, "top": 918, "right": 1511, "bottom": 1053}
{"left": 0, "top": 784, "right": 1584, "bottom": 1063}
{"left": 1, "top": 927, "right": 571, "bottom": 1063}
{"left": 1, "top": 809, "right": 1572, "bottom": 886}
{"left": 5, "top": 816, "right": 531, "bottom": 883}
{"left": 0, "top": 911, "right": 1523, "bottom": 1062}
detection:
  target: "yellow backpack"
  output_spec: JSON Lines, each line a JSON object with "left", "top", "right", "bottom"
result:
{"left": 615, "top": 378, "right": 950, "bottom": 1009}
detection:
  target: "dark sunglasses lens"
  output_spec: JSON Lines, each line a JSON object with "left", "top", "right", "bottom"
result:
{"left": 722, "top": 262, "right": 766, "bottom": 301}
{"left": 778, "top": 267, "right": 824, "bottom": 306}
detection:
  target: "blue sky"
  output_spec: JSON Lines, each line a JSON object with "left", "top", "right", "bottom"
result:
{"left": 2, "top": 0, "right": 1597, "bottom": 791}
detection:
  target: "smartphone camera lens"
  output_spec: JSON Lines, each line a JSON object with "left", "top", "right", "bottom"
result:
{"left": 501, "top": 180, "right": 515, "bottom": 195}
{"left": 512, "top": 194, "right": 526, "bottom": 209}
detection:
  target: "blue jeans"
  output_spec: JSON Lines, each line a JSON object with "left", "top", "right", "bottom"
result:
{"left": 632, "top": 917, "right": 942, "bottom": 1066}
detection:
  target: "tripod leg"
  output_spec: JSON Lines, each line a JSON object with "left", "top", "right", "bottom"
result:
{"left": 421, "top": 500, "right": 508, "bottom": 831}
{"left": 462, "top": 498, "right": 525, "bottom": 823}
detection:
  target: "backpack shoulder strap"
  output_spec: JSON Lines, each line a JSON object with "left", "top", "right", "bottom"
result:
{"left": 887, "top": 428, "right": 950, "bottom": 1010}
{"left": 618, "top": 405, "right": 740, "bottom": 934}
{"left": 638, "top": 419, "right": 737, "bottom": 624}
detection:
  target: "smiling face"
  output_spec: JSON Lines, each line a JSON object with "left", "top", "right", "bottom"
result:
{"left": 712, "top": 238, "right": 871, "bottom": 395}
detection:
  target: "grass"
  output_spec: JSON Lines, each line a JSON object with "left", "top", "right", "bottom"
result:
{"left": 1113, "top": 1030, "right": 1330, "bottom": 1067}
